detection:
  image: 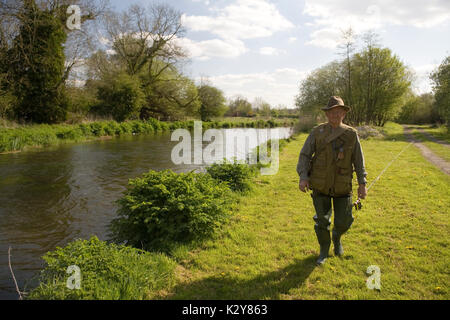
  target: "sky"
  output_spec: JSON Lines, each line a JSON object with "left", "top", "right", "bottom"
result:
{"left": 108, "top": 0, "right": 450, "bottom": 108}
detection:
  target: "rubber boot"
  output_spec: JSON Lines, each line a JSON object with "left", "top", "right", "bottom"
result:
{"left": 315, "top": 226, "right": 331, "bottom": 265}
{"left": 332, "top": 229, "right": 344, "bottom": 256}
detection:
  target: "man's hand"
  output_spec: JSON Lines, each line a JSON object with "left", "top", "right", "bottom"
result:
{"left": 358, "top": 184, "right": 367, "bottom": 199}
{"left": 299, "top": 179, "right": 310, "bottom": 193}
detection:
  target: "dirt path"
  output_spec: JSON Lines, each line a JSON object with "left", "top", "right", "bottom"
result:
{"left": 403, "top": 125, "right": 450, "bottom": 176}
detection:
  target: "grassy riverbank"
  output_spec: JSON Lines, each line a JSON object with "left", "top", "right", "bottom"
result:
{"left": 160, "top": 122, "right": 449, "bottom": 300}
{"left": 26, "top": 121, "right": 449, "bottom": 299}
{"left": 0, "top": 118, "right": 296, "bottom": 154}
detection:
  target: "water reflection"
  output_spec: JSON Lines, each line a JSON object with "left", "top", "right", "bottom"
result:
{"left": 0, "top": 127, "right": 292, "bottom": 299}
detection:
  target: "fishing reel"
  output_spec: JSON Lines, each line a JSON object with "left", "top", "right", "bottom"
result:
{"left": 353, "top": 198, "right": 363, "bottom": 210}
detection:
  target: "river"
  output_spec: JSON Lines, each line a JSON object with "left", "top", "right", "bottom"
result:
{"left": 0, "top": 127, "right": 293, "bottom": 299}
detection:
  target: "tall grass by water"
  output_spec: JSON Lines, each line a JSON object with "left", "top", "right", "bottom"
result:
{"left": 0, "top": 118, "right": 296, "bottom": 153}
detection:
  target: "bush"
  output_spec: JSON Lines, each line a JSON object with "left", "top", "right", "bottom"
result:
{"left": 109, "top": 170, "right": 233, "bottom": 253}
{"left": 146, "top": 118, "right": 162, "bottom": 132}
{"left": 27, "top": 237, "right": 176, "bottom": 300}
{"left": 89, "top": 122, "right": 105, "bottom": 136}
{"left": 104, "top": 121, "right": 123, "bottom": 136}
{"left": 206, "top": 159, "right": 258, "bottom": 193}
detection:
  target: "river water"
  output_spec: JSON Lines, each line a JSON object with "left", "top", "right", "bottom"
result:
{"left": 0, "top": 127, "right": 292, "bottom": 299}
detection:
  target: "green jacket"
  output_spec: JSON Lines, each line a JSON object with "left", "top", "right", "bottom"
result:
{"left": 297, "top": 122, "right": 367, "bottom": 196}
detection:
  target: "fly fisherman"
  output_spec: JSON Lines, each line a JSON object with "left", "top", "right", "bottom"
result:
{"left": 297, "top": 96, "right": 368, "bottom": 265}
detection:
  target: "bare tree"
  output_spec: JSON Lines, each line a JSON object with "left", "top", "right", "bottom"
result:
{"left": 103, "top": 3, "right": 187, "bottom": 79}
{"left": 337, "top": 27, "right": 356, "bottom": 108}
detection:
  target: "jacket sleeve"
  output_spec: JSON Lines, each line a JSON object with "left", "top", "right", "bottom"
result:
{"left": 296, "top": 131, "right": 315, "bottom": 181}
{"left": 352, "top": 134, "right": 368, "bottom": 185}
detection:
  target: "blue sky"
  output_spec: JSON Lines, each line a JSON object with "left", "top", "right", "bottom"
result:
{"left": 108, "top": 0, "right": 450, "bottom": 108}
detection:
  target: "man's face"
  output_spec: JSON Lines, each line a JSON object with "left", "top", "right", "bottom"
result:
{"left": 325, "top": 107, "right": 347, "bottom": 126}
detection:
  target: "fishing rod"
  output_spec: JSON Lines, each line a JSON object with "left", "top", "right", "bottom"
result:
{"left": 353, "top": 142, "right": 413, "bottom": 210}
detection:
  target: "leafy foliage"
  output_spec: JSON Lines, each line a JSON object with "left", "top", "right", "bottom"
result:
{"left": 206, "top": 159, "right": 258, "bottom": 193}
{"left": 226, "top": 96, "right": 253, "bottom": 117}
{"left": 109, "top": 170, "right": 233, "bottom": 253}
{"left": 27, "top": 237, "right": 177, "bottom": 300}
{"left": 7, "top": 1, "right": 68, "bottom": 123}
{"left": 296, "top": 40, "right": 412, "bottom": 126}
{"left": 396, "top": 92, "right": 438, "bottom": 124}
{"left": 431, "top": 56, "right": 450, "bottom": 128}
{"left": 96, "top": 73, "right": 145, "bottom": 122}
{"left": 198, "top": 85, "right": 227, "bottom": 121}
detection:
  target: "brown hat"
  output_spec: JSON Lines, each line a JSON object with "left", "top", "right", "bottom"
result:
{"left": 322, "top": 96, "right": 351, "bottom": 112}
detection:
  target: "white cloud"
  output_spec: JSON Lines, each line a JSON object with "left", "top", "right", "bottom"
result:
{"left": 304, "top": 0, "right": 450, "bottom": 48}
{"left": 182, "top": 0, "right": 294, "bottom": 40}
{"left": 180, "top": 0, "right": 294, "bottom": 60}
{"left": 288, "top": 37, "right": 297, "bottom": 43}
{"left": 202, "top": 68, "right": 308, "bottom": 107}
{"left": 176, "top": 37, "right": 248, "bottom": 60}
{"left": 192, "top": 0, "right": 210, "bottom": 5}
{"left": 259, "top": 47, "right": 286, "bottom": 56}
{"left": 412, "top": 64, "right": 438, "bottom": 94}
{"left": 98, "top": 36, "right": 111, "bottom": 46}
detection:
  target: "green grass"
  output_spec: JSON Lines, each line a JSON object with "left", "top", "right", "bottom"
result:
{"left": 27, "top": 237, "right": 177, "bottom": 300}
{"left": 156, "top": 122, "right": 449, "bottom": 300}
{"left": 420, "top": 125, "right": 450, "bottom": 143}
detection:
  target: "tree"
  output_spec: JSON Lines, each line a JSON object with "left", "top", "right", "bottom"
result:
{"left": 397, "top": 92, "right": 436, "bottom": 124}
{"left": 253, "top": 97, "right": 271, "bottom": 117}
{"left": 96, "top": 72, "right": 145, "bottom": 121}
{"left": 6, "top": 0, "right": 68, "bottom": 123}
{"left": 260, "top": 102, "right": 271, "bottom": 117}
{"left": 197, "top": 84, "right": 227, "bottom": 121}
{"left": 350, "top": 46, "right": 412, "bottom": 126}
{"left": 296, "top": 34, "right": 412, "bottom": 127}
{"left": 0, "top": 0, "right": 108, "bottom": 123}
{"left": 295, "top": 61, "right": 342, "bottom": 121}
{"left": 227, "top": 96, "right": 252, "bottom": 117}
{"left": 139, "top": 65, "right": 200, "bottom": 120}
{"left": 103, "top": 3, "right": 186, "bottom": 78}
{"left": 431, "top": 56, "right": 450, "bottom": 128}
{"left": 338, "top": 27, "right": 357, "bottom": 108}
{"left": 86, "top": 3, "right": 199, "bottom": 121}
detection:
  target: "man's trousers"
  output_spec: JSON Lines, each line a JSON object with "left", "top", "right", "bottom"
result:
{"left": 311, "top": 190, "right": 354, "bottom": 239}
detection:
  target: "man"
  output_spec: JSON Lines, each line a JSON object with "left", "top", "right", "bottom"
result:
{"left": 297, "top": 96, "right": 368, "bottom": 265}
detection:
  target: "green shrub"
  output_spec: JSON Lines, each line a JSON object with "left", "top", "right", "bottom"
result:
{"left": 104, "top": 121, "right": 123, "bottom": 136}
{"left": 109, "top": 170, "right": 233, "bottom": 253}
{"left": 27, "top": 237, "right": 176, "bottom": 300}
{"left": 159, "top": 122, "right": 169, "bottom": 131}
{"left": 130, "top": 120, "right": 145, "bottom": 134}
{"left": 56, "top": 127, "right": 83, "bottom": 140}
{"left": 146, "top": 118, "right": 162, "bottom": 132}
{"left": 89, "top": 122, "right": 105, "bottom": 136}
{"left": 120, "top": 122, "right": 133, "bottom": 134}
{"left": 206, "top": 159, "right": 258, "bottom": 193}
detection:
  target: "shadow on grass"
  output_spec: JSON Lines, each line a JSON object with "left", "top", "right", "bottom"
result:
{"left": 380, "top": 132, "right": 408, "bottom": 142}
{"left": 378, "top": 125, "right": 408, "bottom": 142}
{"left": 168, "top": 255, "right": 318, "bottom": 300}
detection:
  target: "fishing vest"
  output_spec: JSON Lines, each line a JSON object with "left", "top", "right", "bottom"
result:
{"left": 309, "top": 123, "right": 358, "bottom": 196}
